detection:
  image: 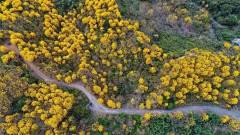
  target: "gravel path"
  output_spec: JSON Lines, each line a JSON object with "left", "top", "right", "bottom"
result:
{"left": 3, "top": 43, "right": 240, "bottom": 118}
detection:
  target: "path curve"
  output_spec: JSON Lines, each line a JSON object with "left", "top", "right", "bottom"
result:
{"left": 3, "top": 43, "right": 240, "bottom": 118}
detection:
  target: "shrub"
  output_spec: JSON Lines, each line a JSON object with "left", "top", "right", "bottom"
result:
{"left": 62, "top": 88, "right": 80, "bottom": 96}
{"left": 70, "top": 102, "right": 91, "bottom": 121}
{"left": 98, "top": 118, "right": 109, "bottom": 126}
{"left": 215, "top": 29, "right": 234, "bottom": 41}
{"left": 10, "top": 97, "right": 26, "bottom": 114}
{"left": 167, "top": 103, "right": 174, "bottom": 110}
{"left": 55, "top": 0, "right": 83, "bottom": 15}
{"left": 116, "top": 0, "right": 140, "bottom": 18}
{"left": 218, "top": 15, "right": 238, "bottom": 26}
{"left": 215, "top": 28, "right": 240, "bottom": 42}
{"left": 190, "top": 0, "right": 240, "bottom": 26}
{"left": 119, "top": 113, "right": 126, "bottom": 118}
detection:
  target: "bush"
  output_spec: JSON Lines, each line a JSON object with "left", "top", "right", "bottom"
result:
{"left": 148, "top": 115, "right": 173, "bottom": 135}
{"left": 55, "top": 0, "right": 83, "bottom": 15}
{"left": 215, "top": 29, "right": 234, "bottom": 41}
{"left": 23, "top": 71, "right": 39, "bottom": 84}
{"left": 167, "top": 103, "right": 174, "bottom": 110}
{"left": 13, "top": 61, "right": 22, "bottom": 66}
{"left": 190, "top": 0, "right": 240, "bottom": 26}
{"left": 218, "top": 15, "right": 238, "bottom": 26}
{"left": 70, "top": 102, "right": 91, "bottom": 121}
{"left": 116, "top": 0, "right": 140, "bottom": 18}
{"left": 98, "top": 118, "right": 109, "bottom": 126}
{"left": 119, "top": 113, "right": 126, "bottom": 118}
{"left": 0, "top": 53, "right": 3, "bottom": 63}
{"left": 10, "top": 97, "right": 26, "bottom": 114}
{"left": 62, "top": 88, "right": 80, "bottom": 96}
{"left": 215, "top": 28, "right": 240, "bottom": 42}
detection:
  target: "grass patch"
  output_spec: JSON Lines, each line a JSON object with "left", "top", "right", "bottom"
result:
{"left": 157, "top": 33, "right": 222, "bottom": 58}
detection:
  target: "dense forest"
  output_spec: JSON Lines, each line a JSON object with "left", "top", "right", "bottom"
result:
{"left": 0, "top": 0, "right": 240, "bottom": 134}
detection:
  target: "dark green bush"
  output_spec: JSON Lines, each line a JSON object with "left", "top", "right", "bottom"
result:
{"left": 25, "top": 73, "right": 30, "bottom": 78}
{"left": 55, "top": 0, "right": 83, "bottom": 15}
{"left": 116, "top": 0, "right": 139, "bottom": 18}
{"left": 62, "top": 87, "right": 80, "bottom": 96}
{"left": 21, "top": 70, "right": 39, "bottom": 84}
{"left": 70, "top": 101, "right": 91, "bottom": 121}
{"left": 215, "top": 29, "right": 235, "bottom": 41}
{"left": 13, "top": 61, "right": 22, "bottom": 66}
{"left": 10, "top": 97, "right": 26, "bottom": 114}
{"left": 190, "top": 0, "right": 240, "bottom": 26}
{"left": 167, "top": 103, "right": 174, "bottom": 110}
{"left": 62, "top": 88, "right": 91, "bottom": 121}
{"left": 215, "top": 28, "right": 240, "bottom": 42}
{"left": 0, "top": 53, "right": 3, "bottom": 63}
{"left": 147, "top": 115, "right": 173, "bottom": 135}
{"left": 218, "top": 15, "right": 238, "bottom": 26}
{"left": 118, "top": 113, "right": 126, "bottom": 118}
{"left": 98, "top": 118, "right": 109, "bottom": 126}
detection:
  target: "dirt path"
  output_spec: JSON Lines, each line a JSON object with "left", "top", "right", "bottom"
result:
{"left": 3, "top": 43, "right": 240, "bottom": 118}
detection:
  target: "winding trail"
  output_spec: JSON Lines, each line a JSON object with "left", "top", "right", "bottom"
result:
{"left": 3, "top": 43, "right": 240, "bottom": 118}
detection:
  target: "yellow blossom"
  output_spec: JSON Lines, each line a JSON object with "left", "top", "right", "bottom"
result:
{"left": 224, "top": 42, "right": 231, "bottom": 48}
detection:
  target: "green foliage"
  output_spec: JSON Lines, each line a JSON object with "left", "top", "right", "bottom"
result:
{"left": 118, "top": 113, "right": 126, "bottom": 118}
{"left": 157, "top": 33, "right": 221, "bottom": 58}
{"left": 215, "top": 29, "right": 236, "bottom": 42}
{"left": 134, "top": 114, "right": 141, "bottom": 120}
{"left": 25, "top": 71, "right": 39, "bottom": 84}
{"left": 55, "top": 0, "right": 83, "bottom": 15}
{"left": 199, "top": 16, "right": 211, "bottom": 24}
{"left": 146, "top": 113, "right": 237, "bottom": 135}
{"left": 128, "top": 114, "right": 133, "bottom": 118}
{"left": 215, "top": 28, "right": 240, "bottom": 42}
{"left": 62, "top": 87, "right": 91, "bottom": 121}
{"left": 25, "top": 73, "right": 30, "bottom": 78}
{"left": 10, "top": 97, "right": 26, "bottom": 114}
{"left": 62, "top": 87, "right": 80, "bottom": 96}
{"left": 0, "top": 53, "right": 3, "bottom": 63}
{"left": 116, "top": 80, "right": 134, "bottom": 95}
{"left": 167, "top": 103, "right": 174, "bottom": 110}
{"left": 116, "top": 0, "right": 139, "bottom": 18}
{"left": 190, "top": 0, "right": 240, "bottom": 26}
{"left": 134, "top": 114, "right": 142, "bottom": 127}
{"left": 71, "top": 102, "right": 91, "bottom": 121}
{"left": 193, "top": 125, "right": 213, "bottom": 134}
{"left": 19, "top": 68, "right": 39, "bottom": 84}
{"left": 218, "top": 87, "right": 224, "bottom": 92}
{"left": 147, "top": 114, "right": 173, "bottom": 135}
{"left": 98, "top": 118, "right": 109, "bottom": 126}
{"left": 13, "top": 61, "right": 22, "bottom": 66}
{"left": 236, "top": 30, "right": 240, "bottom": 36}
{"left": 218, "top": 14, "right": 238, "bottom": 26}
{"left": 85, "top": 112, "right": 237, "bottom": 135}
{"left": 208, "top": 113, "right": 221, "bottom": 125}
